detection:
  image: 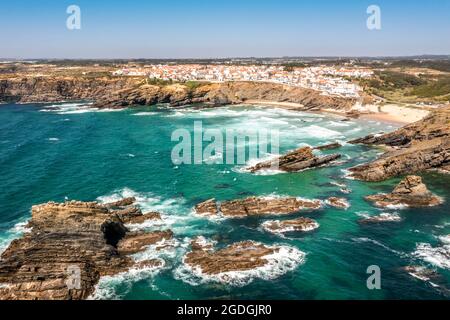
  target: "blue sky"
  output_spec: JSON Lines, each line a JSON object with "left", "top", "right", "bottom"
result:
{"left": 1, "top": 0, "right": 449, "bottom": 58}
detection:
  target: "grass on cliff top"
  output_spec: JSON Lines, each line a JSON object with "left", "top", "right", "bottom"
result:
{"left": 360, "top": 70, "right": 450, "bottom": 103}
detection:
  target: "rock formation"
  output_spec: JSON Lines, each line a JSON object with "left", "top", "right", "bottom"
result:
{"left": 325, "top": 197, "right": 350, "bottom": 209}
{"left": 248, "top": 146, "right": 341, "bottom": 173}
{"left": 0, "top": 199, "right": 169, "bottom": 300}
{"left": 184, "top": 240, "right": 277, "bottom": 274}
{"left": 261, "top": 217, "right": 319, "bottom": 234}
{"left": 195, "top": 197, "right": 322, "bottom": 218}
{"left": 365, "top": 175, "right": 443, "bottom": 208}
{"left": 349, "top": 106, "right": 450, "bottom": 181}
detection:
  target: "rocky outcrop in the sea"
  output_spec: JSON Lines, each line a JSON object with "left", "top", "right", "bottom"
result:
{"left": 195, "top": 197, "right": 322, "bottom": 218}
{"left": 181, "top": 238, "right": 304, "bottom": 284}
{"left": 365, "top": 175, "right": 443, "bottom": 208}
{"left": 261, "top": 217, "right": 319, "bottom": 234}
{"left": 349, "top": 106, "right": 450, "bottom": 181}
{"left": 248, "top": 146, "right": 341, "bottom": 173}
{"left": 0, "top": 199, "right": 168, "bottom": 300}
{"left": 325, "top": 197, "right": 350, "bottom": 209}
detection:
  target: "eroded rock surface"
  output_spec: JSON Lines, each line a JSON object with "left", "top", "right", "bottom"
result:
{"left": 248, "top": 146, "right": 341, "bottom": 173}
{"left": 261, "top": 217, "right": 319, "bottom": 234}
{"left": 0, "top": 199, "right": 169, "bottom": 300}
{"left": 349, "top": 106, "right": 450, "bottom": 181}
{"left": 365, "top": 175, "right": 443, "bottom": 208}
{"left": 195, "top": 197, "right": 322, "bottom": 218}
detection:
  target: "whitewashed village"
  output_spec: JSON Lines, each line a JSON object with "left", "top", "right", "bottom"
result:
{"left": 112, "top": 64, "right": 373, "bottom": 98}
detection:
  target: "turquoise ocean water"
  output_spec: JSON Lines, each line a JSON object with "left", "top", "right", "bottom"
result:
{"left": 0, "top": 102, "right": 449, "bottom": 300}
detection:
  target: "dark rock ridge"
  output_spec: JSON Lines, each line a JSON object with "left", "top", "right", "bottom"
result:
{"left": 261, "top": 217, "right": 319, "bottom": 234}
{"left": 365, "top": 175, "right": 443, "bottom": 208}
{"left": 0, "top": 199, "right": 169, "bottom": 300}
{"left": 248, "top": 146, "right": 341, "bottom": 173}
{"left": 0, "top": 77, "right": 355, "bottom": 111}
{"left": 195, "top": 197, "right": 322, "bottom": 218}
{"left": 349, "top": 106, "right": 450, "bottom": 181}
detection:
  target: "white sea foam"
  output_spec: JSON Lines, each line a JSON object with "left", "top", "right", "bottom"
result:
{"left": 352, "top": 237, "right": 405, "bottom": 256}
{"left": 439, "top": 235, "right": 450, "bottom": 244}
{"left": 174, "top": 243, "right": 305, "bottom": 287}
{"left": 97, "top": 187, "right": 183, "bottom": 214}
{"left": 0, "top": 220, "right": 31, "bottom": 255}
{"left": 89, "top": 261, "right": 165, "bottom": 300}
{"left": 133, "top": 112, "right": 157, "bottom": 116}
{"left": 414, "top": 243, "right": 450, "bottom": 270}
{"left": 39, "top": 102, "right": 122, "bottom": 115}
{"left": 296, "top": 125, "right": 343, "bottom": 139}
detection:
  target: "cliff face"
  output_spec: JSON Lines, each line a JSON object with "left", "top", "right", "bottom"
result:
{"left": 349, "top": 106, "right": 450, "bottom": 181}
{"left": 0, "top": 76, "right": 355, "bottom": 111}
{"left": 0, "top": 77, "right": 137, "bottom": 103}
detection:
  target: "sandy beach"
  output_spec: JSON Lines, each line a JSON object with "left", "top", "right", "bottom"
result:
{"left": 358, "top": 104, "right": 430, "bottom": 125}
{"left": 244, "top": 100, "right": 430, "bottom": 125}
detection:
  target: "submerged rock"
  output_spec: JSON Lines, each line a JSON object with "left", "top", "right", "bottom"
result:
{"left": 358, "top": 212, "right": 402, "bottom": 224}
{"left": 248, "top": 146, "right": 341, "bottom": 173}
{"left": 365, "top": 175, "right": 443, "bottom": 208}
{"left": 117, "top": 230, "right": 173, "bottom": 255}
{"left": 195, "top": 196, "right": 322, "bottom": 218}
{"left": 261, "top": 217, "right": 319, "bottom": 234}
{"left": 325, "top": 197, "right": 350, "bottom": 209}
{"left": 0, "top": 199, "right": 170, "bottom": 300}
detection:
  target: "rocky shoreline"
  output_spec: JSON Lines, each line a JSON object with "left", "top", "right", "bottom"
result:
{"left": 349, "top": 106, "right": 450, "bottom": 182}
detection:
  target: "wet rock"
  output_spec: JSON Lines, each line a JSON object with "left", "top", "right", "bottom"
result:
{"left": 195, "top": 197, "right": 322, "bottom": 218}
{"left": 261, "top": 217, "right": 319, "bottom": 234}
{"left": 124, "top": 211, "right": 162, "bottom": 224}
{"left": 104, "top": 197, "right": 136, "bottom": 208}
{"left": 195, "top": 198, "right": 219, "bottom": 216}
{"left": 117, "top": 230, "right": 173, "bottom": 255}
{"left": 365, "top": 176, "right": 443, "bottom": 208}
{"left": 248, "top": 146, "right": 341, "bottom": 173}
{"left": 325, "top": 197, "right": 350, "bottom": 209}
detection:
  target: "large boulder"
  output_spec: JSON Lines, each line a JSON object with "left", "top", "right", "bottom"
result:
{"left": 365, "top": 176, "right": 443, "bottom": 208}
